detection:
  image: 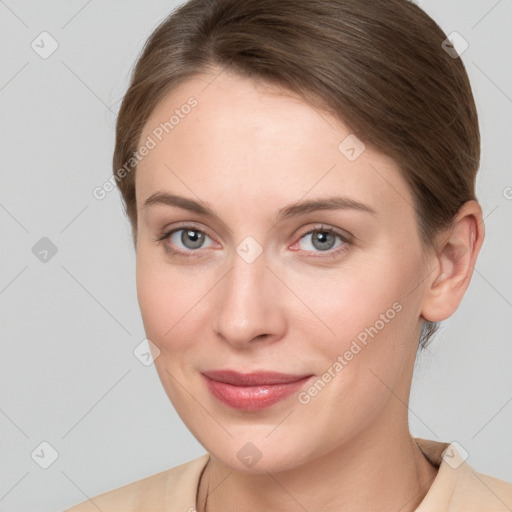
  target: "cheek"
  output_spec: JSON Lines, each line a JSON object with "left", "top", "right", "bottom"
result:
{"left": 136, "top": 253, "right": 167, "bottom": 342}
{"left": 296, "top": 249, "right": 422, "bottom": 391}
{"left": 135, "top": 252, "right": 203, "bottom": 407}
{"left": 135, "top": 247, "right": 216, "bottom": 362}
{"left": 136, "top": 249, "right": 189, "bottom": 351}
{"left": 300, "top": 258, "right": 415, "bottom": 350}
{"left": 291, "top": 270, "right": 417, "bottom": 447}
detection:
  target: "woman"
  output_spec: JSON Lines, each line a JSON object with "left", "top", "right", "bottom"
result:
{"left": 66, "top": 0, "right": 512, "bottom": 510}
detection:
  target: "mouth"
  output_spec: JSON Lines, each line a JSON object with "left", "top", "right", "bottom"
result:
{"left": 201, "top": 369, "right": 314, "bottom": 411}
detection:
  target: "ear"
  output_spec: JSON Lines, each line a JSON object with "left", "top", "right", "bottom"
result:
{"left": 421, "top": 200, "right": 485, "bottom": 322}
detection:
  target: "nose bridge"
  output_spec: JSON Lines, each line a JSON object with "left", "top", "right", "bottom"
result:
{"left": 214, "top": 245, "right": 284, "bottom": 347}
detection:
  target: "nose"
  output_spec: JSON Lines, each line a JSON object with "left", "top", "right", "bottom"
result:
{"left": 213, "top": 249, "right": 287, "bottom": 349}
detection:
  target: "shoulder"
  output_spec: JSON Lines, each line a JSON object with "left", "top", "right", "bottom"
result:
{"left": 449, "top": 467, "right": 512, "bottom": 511}
{"left": 63, "top": 453, "right": 210, "bottom": 512}
{"left": 415, "top": 438, "right": 512, "bottom": 511}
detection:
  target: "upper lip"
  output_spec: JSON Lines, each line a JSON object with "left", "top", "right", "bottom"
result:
{"left": 202, "top": 369, "right": 313, "bottom": 386}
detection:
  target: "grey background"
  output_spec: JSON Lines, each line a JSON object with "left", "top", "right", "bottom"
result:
{"left": 0, "top": 1, "right": 511, "bottom": 510}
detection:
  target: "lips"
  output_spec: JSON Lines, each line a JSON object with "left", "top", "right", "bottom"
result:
{"left": 201, "top": 370, "right": 313, "bottom": 410}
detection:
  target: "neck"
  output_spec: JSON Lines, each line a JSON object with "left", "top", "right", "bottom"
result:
{"left": 196, "top": 412, "right": 438, "bottom": 512}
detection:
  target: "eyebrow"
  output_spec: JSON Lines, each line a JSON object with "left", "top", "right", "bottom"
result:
{"left": 142, "top": 192, "right": 376, "bottom": 224}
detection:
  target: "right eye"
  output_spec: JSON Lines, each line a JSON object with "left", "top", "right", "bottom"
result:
{"left": 157, "top": 225, "right": 216, "bottom": 258}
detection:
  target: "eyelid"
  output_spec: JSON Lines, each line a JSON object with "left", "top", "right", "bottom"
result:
{"left": 290, "top": 224, "right": 353, "bottom": 255}
{"left": 154, "top": 222, "right": 219, "bottom": 259}
{"left": 288, "top": 223, "right": 353, "bottom": 257}
{"left": 295, "top": 223, "right": 353, "bottom": 243}
{"left": 155, "top": 221, "right": 218, "bottom": 244}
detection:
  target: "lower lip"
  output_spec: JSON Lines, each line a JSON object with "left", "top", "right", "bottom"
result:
{"left": 203, "top": 375, "right": 312, "bottom": 411}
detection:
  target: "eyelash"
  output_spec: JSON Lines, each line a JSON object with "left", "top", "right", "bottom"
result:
{"left": 155, "top": 223, "right": 216, "bottom": 260}
{"left": 154, "top": 223, "right": 352, "bottom": 260}
{"left": 292, "top": 225, "right": 352, "bottom": 259}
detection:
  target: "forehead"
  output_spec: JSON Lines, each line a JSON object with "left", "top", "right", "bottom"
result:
{"left": 135, "top": 70, "right": 413, "bottom": 222}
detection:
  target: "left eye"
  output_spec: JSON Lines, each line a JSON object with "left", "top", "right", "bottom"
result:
{"left": 297, "top": 229, "right": 346, "bottom": 252}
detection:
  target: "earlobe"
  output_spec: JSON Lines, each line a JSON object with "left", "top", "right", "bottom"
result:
{"left": 421, "top": 200, "right": 485, "bottom": 322}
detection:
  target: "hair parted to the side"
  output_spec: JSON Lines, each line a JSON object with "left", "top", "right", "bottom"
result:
{"left": 113, "top": 0, "right": 480, "bottom": 349}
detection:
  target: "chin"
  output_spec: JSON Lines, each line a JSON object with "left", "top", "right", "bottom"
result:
{"left": 222, "top": 451, "right": 301, "bottom": 475}
{"left": 202, "top": 433, "right": 316, "bottom": 475}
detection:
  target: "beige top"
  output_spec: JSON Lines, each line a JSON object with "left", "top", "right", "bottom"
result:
{"left": 64, "top": 438, "right": 512, "bottom": 511}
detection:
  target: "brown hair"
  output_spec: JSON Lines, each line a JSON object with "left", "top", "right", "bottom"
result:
{"left": 113, "top": 0, "right": 480, "bottom": 348}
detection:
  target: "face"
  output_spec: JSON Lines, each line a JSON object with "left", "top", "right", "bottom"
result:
{"left": 134, "top": 69, "right": 432, "bottom": 473}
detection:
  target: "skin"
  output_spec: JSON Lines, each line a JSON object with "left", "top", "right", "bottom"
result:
{"left": 134, "top": 68, "right": 484, "bottom": 512}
